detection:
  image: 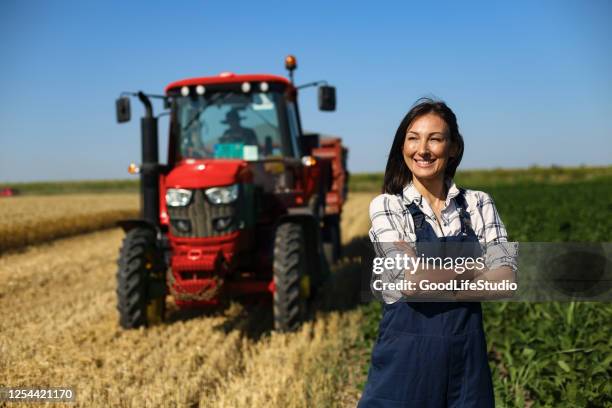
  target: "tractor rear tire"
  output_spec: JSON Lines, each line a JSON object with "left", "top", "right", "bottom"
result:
{"left": 273, "top": 222, "right": 309, "bottom": 332}
{"left": 116, "top": 227, "right": 166, "bottom": 329}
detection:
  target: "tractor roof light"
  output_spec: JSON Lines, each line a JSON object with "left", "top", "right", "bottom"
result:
{"left": 196, "top": 85, "right": 206, "bottom": 95}
{"left": 180, "top": 86, "right": 190, "bottom": 97}
{"left": 241, "top": 82, "right": 251, "bottom": 93}
{"left": 285, "top": 55, "right": 297, "bottom": 71}
{"left": 285, "top": 55, "right": 298, "bottom": 84}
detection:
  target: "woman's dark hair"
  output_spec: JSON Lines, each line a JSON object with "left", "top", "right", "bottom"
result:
{"left": 382, "top": 98, "right": 464, "bottom": 194}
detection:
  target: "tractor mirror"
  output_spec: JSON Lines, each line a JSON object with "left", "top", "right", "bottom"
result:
{"left": 318, "top": 86, "right": 336, "bottom": 111}
{"left": 116, "top": 97, "right": 131, "bottom": 123}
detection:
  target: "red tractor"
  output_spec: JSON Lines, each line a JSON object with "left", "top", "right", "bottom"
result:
{"left": 114, "top": 56, "right": 348, "bottom": 331}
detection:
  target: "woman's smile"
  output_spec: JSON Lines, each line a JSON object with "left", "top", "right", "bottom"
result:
{"left": 414, "top": 157, "right": 437, "bottom": 168}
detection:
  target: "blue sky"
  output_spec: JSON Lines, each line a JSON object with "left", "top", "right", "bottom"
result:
{"left": 1, "top": 0, "right": 610, "bottom": 182}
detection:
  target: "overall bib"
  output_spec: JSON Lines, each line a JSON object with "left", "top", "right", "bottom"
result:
{"left": 358, "top": 190, "right": 495, "bottom": 408}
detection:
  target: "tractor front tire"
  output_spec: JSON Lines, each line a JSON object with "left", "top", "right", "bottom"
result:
{"left": 116, "top": 228, "right": 166, "bottom": 329}
{"left": 273, "top": 222, "right": 309, "bottom": 332}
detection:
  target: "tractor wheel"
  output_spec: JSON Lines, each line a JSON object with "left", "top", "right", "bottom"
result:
{"left": 323, "top": 216, "right": 341, "bottom": 265}
{"left": 273, "top": 222, "right": 310, "bottom": 332}
{"left": 116, "top": 227, "right": 166, "bottom": 329}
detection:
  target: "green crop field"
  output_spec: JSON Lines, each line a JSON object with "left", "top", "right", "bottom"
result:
{"left": 348, "top": 165, "right": 612, "bottom": 192}
{"left": 356, "top": 172, "right": 612, "bottom": 407}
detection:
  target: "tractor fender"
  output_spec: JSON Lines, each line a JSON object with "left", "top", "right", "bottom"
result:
{"left": 277, "top": 213, "right": 320, "bottom": 245}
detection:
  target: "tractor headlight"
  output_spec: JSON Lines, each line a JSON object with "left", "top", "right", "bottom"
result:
{"left": 166, "top": 188, "right": 193, "bottom": 207}
{"left": 205, "top": 184, "right": 239, "bottom": 204}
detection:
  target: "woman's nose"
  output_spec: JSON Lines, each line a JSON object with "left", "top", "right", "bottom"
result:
{"left": 417, "top": 139, "right": 429, "bottom": 155}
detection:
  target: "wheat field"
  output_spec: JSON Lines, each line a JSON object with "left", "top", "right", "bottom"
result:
{"left": 0, "top": 194, "right": 139, "bottom": 252}
{"left": 0, "top": 192, "right": 377, "bottom": 407}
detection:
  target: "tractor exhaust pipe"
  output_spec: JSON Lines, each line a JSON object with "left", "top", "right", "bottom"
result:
{"left": 137, "top": 92, "right": 160, "bottom": 227}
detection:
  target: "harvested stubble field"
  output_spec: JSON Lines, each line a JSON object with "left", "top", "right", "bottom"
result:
{"left": 0, "top": 194, "right": 139, "bottom": 252}
{"left": 0, "top": 192, "right": 376, "bottom": 408}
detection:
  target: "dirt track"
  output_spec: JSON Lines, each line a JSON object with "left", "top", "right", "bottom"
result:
{"left": 0, "top": 193, "right": 376, "bottom": 407}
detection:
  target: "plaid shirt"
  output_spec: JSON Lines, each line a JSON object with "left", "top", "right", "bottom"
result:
{"left": 369, "top": 179, "right": 517, "bottom": 303}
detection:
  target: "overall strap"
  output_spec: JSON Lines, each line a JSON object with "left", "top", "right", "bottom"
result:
{"left": 406, "top": 202, "right": 427, "bottom": 232}
{"left": 454, "top": 188, "right": 474, "bottom": 236}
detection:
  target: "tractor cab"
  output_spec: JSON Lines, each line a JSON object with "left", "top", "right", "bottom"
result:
{"left": 167, "top": 74, "right": 299, "bottom": 163}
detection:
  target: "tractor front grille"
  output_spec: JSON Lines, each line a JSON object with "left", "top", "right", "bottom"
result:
{"left": 167, "top": 189, "right": 237, "bottom": 238}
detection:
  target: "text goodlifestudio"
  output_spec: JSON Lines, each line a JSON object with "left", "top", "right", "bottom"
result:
{"left": 372, "top": 279, "right": 518, "bottom": 292}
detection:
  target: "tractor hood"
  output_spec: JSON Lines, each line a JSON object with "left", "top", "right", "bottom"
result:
{"left": 165, "top": 159, "right": 249, "bottom": 189}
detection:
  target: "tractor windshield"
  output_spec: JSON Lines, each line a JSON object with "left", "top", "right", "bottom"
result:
{"left": 175, "top": 91, "right": 286, "bottom": 161}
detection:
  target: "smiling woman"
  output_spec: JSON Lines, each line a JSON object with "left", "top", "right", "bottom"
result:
{"left": 359, "top": 98, "right": 516, "bottom": 407}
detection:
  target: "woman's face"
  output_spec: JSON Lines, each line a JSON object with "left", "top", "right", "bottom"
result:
{"left": 403, "top": 113, "right": 456, "bottom": 181}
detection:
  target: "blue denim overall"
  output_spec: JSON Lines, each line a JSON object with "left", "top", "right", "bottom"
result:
{"left": 358, "top": 189, "right": 494, "bottom": 408}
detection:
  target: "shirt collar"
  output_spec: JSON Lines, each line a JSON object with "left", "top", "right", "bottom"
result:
{"left": 402, "top": 179, "right": 461, "bottom": 207}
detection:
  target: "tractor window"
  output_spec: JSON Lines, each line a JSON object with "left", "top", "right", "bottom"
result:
{"left": 286, "top": 102, "right": 301, "bottom": 158}
{"left": 175, "top": 91, "right": 286, "bottom": 160}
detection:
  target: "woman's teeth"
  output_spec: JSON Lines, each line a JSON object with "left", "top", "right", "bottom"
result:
{"left": 415, "top": 158, "right": 435, "bottom": 166}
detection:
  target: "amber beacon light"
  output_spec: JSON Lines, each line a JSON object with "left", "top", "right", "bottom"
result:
{"left": 285, "top": 55, "right": 297, "bottom": 70}
{"left": 285, "top": 55, "right": 297, "bottom": 82}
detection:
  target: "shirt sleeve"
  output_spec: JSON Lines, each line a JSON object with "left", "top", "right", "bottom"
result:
{"left": 368, "top": 194, "right": 413, "bottom": 303}
{"left": 476, "top": 192, "right": 518, "bottom": 271}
